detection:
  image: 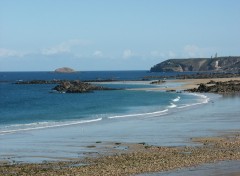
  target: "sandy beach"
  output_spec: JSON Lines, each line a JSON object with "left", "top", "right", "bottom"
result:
{"left": 1, "top": 133, "right": 240, "bottom": 175}
{"left": 1, "top": 77, "right": 240, "bottom": 176}
{"left": 127, "top": 77, "right": 240, "bottom": 91}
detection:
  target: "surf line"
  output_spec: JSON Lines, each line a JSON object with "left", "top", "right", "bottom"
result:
{"left": 0, "top": 118, "right": 102, "bottom": 135}
{"left": 108, "top": 109, "right": 169, "bottom": 119}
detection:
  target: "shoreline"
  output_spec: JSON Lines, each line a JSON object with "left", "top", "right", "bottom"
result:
{"left": 1, "top": 133, "right": 240, "bottom": 175}
{"left": 125, "top": 77, "right": 240, "bottom": 91}
{"left": 1, "top": 77, "right": 240, "bottom": 175}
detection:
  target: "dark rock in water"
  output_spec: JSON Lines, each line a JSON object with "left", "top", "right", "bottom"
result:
{"left": 166, "top": 89, "right": 176, "bottom": 92}
{"left": 53, "top": 80, "right": 120, "bottom": 93}
{"left": 15, "top": 79, "right": 120, "bottom": 93}
{"left": 150, "top": 80, "right": 166, "bottom": 84}
{"left": 186, "top": 80, "right": 240, "bottom": 94}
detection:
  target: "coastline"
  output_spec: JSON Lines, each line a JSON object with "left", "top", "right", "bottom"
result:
{"left": 126, "top": 77, "right": 240, "bottom": 91}
{"left": 1, "top": 77, "right": 240, "bottom": 175}
{"left": 1, "top": 133, "right": 240, "bottom": 175}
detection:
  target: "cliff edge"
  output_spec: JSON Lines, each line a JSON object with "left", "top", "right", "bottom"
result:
{"left": 150, "top": 56, "right": 240, "bottom": 72}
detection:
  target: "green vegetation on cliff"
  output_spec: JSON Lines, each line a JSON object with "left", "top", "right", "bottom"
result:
{"left": 150, "top": 56, "right": 240, "bottom": 72}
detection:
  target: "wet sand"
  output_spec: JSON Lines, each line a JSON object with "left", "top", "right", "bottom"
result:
{"left": 1, "top": 133, "right": 240, "bottom": 175}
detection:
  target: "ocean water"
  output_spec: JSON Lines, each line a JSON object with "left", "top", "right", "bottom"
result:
{"left": 3, "top": 71, "right": 236, "bottom": 164}
{"left": 0, "top": 71, "right": 208, "bottom": 135}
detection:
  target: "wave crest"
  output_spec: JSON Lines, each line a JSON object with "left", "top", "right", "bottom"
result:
{"left": 108, "top": 109, "right": 168, "bottom": 119}
{"left": 0, "top": 118, "right": 102, "bottom": 135}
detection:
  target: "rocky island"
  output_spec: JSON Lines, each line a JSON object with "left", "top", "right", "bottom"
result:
{"left": 54, "top": 67, "right": 76, "bottom": 73}
{"left": 150, "top": 56, "right": 240, "bottom": 72}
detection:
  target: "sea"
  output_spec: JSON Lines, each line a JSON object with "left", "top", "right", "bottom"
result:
{"left": 0, "top": 71, "right": 207, "bottom": 135}
{"left": 1, "top": 71, "right": 240, "bottom": 164}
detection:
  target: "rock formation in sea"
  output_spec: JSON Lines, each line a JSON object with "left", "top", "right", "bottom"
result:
{"left": 54, "top": 67, "right": 76, "bottom": 73}
{"left": 150, "top": 56, "right": 240, "bottom": 72}
{"left": 15, "top": 79, "right": 120, "bottom": 93}
{"left": 53, "top": 80, "right": 120, "bottom": 93}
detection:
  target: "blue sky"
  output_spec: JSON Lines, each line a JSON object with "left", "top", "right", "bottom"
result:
{"left": 0, "top": 0, "right": 240, "bottom": 71}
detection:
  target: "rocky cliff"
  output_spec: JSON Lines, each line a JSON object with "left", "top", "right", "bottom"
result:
{"left": 150, "top": 56, "right": 240, "bottom": 72}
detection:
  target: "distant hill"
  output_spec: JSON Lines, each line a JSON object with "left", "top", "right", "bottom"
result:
{"left": 150, "top": 56, "right": 240, "bottom": 72}
{"left": 54, "top": 67, "right": 76, "bottom": 73}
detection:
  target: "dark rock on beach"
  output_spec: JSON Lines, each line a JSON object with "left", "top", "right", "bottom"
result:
{"left": 53, "top": 80, "right": 120, "bottom": 93}
{"left": 186, "top": 80, "right": 240, "bottom": 94}
{"left": 150, "top": 80, "right": 166, "bottom": 84}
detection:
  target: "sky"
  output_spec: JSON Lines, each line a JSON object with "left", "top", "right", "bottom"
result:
{"left": 0, "top": 0, "right": 240, "bottom": 71}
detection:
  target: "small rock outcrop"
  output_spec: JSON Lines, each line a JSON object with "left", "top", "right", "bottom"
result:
{"left": 53, "top": 80, "right": 119, "bottom": 93}
{"left": 150, "top": 80, "right": 166, "bottom": 84}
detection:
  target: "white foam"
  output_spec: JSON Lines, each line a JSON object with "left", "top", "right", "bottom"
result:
{"left": 0, "top": 118, "right": 102, "bottom": 135}
{"left": 177, "top": 102, "right": 203, "bottom": 109}
{"left": 7, "top": 122, "right": 50, "bottom": 128}
{"left": 108, "top": 109, "right": 168, "bottom": 119}
{"left": 172, "top": 96, "right": 180, "bottom": 102}
{"left": 168, "top": 103, "right": 177, "bottom": 108}
{"left": 177, "top": 93, "right": 210, "bottom": 109}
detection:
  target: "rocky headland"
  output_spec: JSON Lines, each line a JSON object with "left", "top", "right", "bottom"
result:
{"left": 150, "top": 56, "right": 240, "bottom": 72}
{"left": 142, "top": 72, "right": 240, "bottom": 81}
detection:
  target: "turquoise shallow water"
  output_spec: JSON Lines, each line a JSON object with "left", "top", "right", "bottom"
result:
{"left": 1, "top": 92, "right": 240, "bottom": 164}
{"left": 0, "top": 71, "right": 204, "bottom": 135}
{"left": 1, "top": 71, "right": 240, "bottom": 164}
